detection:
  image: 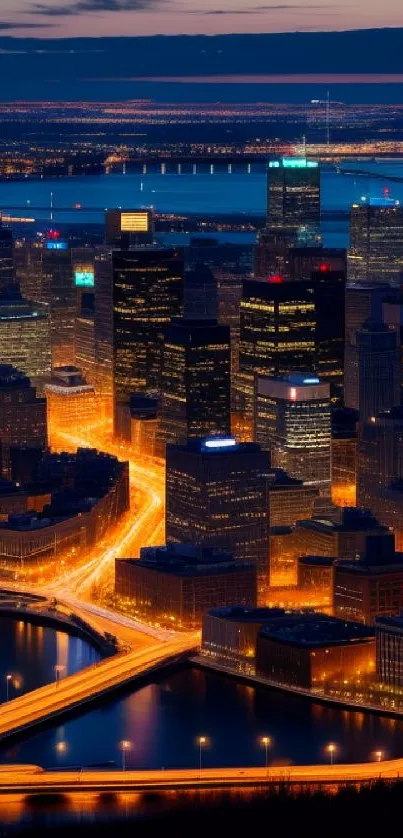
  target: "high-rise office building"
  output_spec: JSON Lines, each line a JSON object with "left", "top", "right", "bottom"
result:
{"left": 93, "top": 245, "right": 114, "bottom": 406}
{"left": 14, "top": 236, "right": 91, "bottom": 368}
{"left": 348, "top": 199, "right": 403, "bottom": 285}
{"left": 105, "top": 209, "right": 154, "bottom": 246}
{"left": 344, "top": 282, "right": 397, "bottom": 410}
{"left": 184, "top": 263, "right": 218, "bottom": 320}
{"left": 266, "top": 157, "right": 321, "bottom": 240}
{"left": 0, "top": 285, "right": 51, "bottom": 390}
{"left": 357, "top": 407, "right": 403, "bottom": 548}
{"left": 166, "top": 437, "right": 270, "bottom": 601}
{"left": 237, "top": 277, "right": 316, "bottom": 415}
{"left": 44, "top": 366, "right": 102, "bottom": 439}
{"left": 0, "top": 220, "right": 13, "bottom": 292}
{"left": 113, "top": 246, "right": 184, "bottom": 438}
{"left": 254, "top": 373, "right": 331, "bottom": 495}
{"left": 383, "top": 292, "right": 403, "bottom": 402}
{"left": 75, "top": 292, "right": 96, "bottom": 387}
{"left": 312, "top": 268, "right": 346, "bottom": 403}
{"left": 289, "top": 247, "right": 347, "bottom": 282}
{"left": 0, "top": 365, "right": 47, "bottom": 479}
{"left": 356, "top": 319, "right": 400, "bottom": 422}
{"left": 161, "top": 318, "right": 231, "bottom": 448}
{"left": 331, "top": 407, "right": 358, "bottom": 507}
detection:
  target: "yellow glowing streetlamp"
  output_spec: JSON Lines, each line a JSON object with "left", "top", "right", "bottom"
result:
{"left": 119, "top": 739, "right": 132, "bottom": 771}
{"left": 55, "top": 740, "right": 68, "bottom": 756}
{"left": 375, "top": 750, "right": 384, "bottom": 763}
{"left": 326, "top": 742, "right": 337, "bottom": 765}
{"left": 54, "top": 665, "right": 65, "bottom": 687}
{"left": 5, "top": 674, "right": 12, "bottom": 702}
{"left": 197, "top": 735, "right": 208, "bottom": 777}
{"left": 260, "top": 736, "right": 272, "bottom": 772}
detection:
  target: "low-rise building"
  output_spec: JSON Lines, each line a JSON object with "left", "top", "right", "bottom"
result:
{"left": 256, "top": 614, "right": 375, "bottom": 689}
{"left": 201, "top": 606, "right": 285, "bottom": 672}
{"left": 334, "top": 533, "right": 403, "bottom": 624}
{"left": 297, "top": 555, "right": 335, "bottom": 591}
{"left": 375, "top": 615, "right": 403, "bottom": 687}
{"left": 115, "top": 544, "right": 256, "bottom": 629}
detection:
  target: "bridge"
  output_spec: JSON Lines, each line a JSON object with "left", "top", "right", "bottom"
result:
{"left": 0, "top": 758, "right": 401, "bottom": 794}
{"left": 0, "top": 634, "right": 197, "bottom": 742}
{"left": 340, "top": 167, "right": 403, "bottom": 184}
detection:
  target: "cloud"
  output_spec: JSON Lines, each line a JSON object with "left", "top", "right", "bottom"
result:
{"left": 29, "top": 0, "right": 160, "bottom": 14}
{"left": 185, "top": 4, "right": 347, "bottom": 13}
{"left": 0, "top": 20, "right": 54, "bottom": 28}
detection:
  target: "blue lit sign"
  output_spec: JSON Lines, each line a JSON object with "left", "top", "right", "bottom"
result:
{"left": 46, "top": 241, "right": 68, "bottom": 250}
{"left": 303, "top": 377, "right": 320, "bottom": 385}
{"left": 204, "top": 438, "right": 237, "bottom": 450}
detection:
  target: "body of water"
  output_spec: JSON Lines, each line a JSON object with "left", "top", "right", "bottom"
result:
{"left": 0, "top": 617, "right": 402, "bottom": 772}
{"left": 1, "top": 161, "right": 403, "bottom": 251}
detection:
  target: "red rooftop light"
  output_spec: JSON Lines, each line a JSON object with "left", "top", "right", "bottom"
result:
{"left": 268, "top": 274, "right": 283, "bottom": 283}
{"left": 47, "top": 229, "right": 60, "bottom": 240}
{"left": 319, "top": 263, "right": 331, "bottom": 272}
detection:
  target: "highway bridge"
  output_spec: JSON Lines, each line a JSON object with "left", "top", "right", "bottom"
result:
{"left": 0, "top": 635, "right": 197, "bottom": 742}
{"left": 0, "top": 759, "right": 401, "bottom": 794}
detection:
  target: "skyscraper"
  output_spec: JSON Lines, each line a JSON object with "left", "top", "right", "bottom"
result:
{"left": 166, "top": 437, "right": 270, "bottom": 601}
{"left": 161, "top": 318, "right": 231, "bottom": 448}
{"left": 356, "top": 320, "right": 400, "bottom": 422}
{"left": 105, "top": 209, "right": 154, "bottom": 246}
{"left": 184, "top": 263, "right": 218, "bottom": 320}
{"left": 237, "top": 276, "right": 316, "bottom": 415}
{"left": 312, "top": 268, "right": 346, "bottom": 403}
{"left": 75, "top": 291, "right": 96, "bottom": 387}
{"left": 344, "top": 282, "right": 397, "bottom": 410}
{"left": 289, "top": 247, "right": 347, "bottom": 282}
{"left": 0, "top": 219, "right": 13, "bottom": 292}
{"left": 254, "top": 373, "right": 331, "bottom": 495}
{"left": 0, "top": 365, "right": 47, "bottom": 479}
{"left": 0, "top": 285, "right": 51, "bottom": 390}
{"left": 267, "top": 157, "right": 321, "bottom": 240}
{"left": 348, "top": 199, "right": 403, "bottom": 285}
{"left": 113, "top": 246, "right": 184, "bottom": 438}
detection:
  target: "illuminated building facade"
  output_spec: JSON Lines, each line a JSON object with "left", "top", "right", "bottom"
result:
{"left": 238, "top": 277, "right": 316, "bottom": 415}
{"left": 165, "top": 438, "right": 270, "bottom": 601}
{"left": 161, "top": 318, "right": 231, "bottom": 448}
{"left": 331, "top": 408, "right": 358, "bottom": 508}
{"left": 334, "top": 533, "right": 403, "bottom": 624}
{"left": 75, "top": 292, "right": 96, "bottom": 387}
{"left": 14, "top": 238, "right": 93, "bottom": 368}
{"left": 294, "top": 507, "right": 387, "bottom": 562}
{"left": 130, "top": 395, "right": 160, "bottom": 459}
{"left": 112, "top": 246, "right": 184, "bottom": 438}
{"left": 356, "top": 320, "right": 400, "bottom": 422}
{"left": 0, "top": 365, "right": 47, "bottom": 480}
{"left": 256, "top": 615, "right": 375, "bottom": 689}
{"left": 348, "top": 200, "right": 403, "bottom": 285}
{"left": 311, "top": 269, "right": 346, "bottom": 403}
{"left": 115, "top": 545, "right": 256, "bottom": 630}
{"left": 94, "top": 246, "right": 114, "bottom": 405}
{"left": 45, "top": 366, "right": 103, "bottom": 438}
{"left": 266, "top": 158, "right": 321, "bottom": 241}
{"left": 383, "top": 293, "right": 403, "bottom": 402}
{"left": 344, "top": 282, "right": 397, "bottom": 410}
{"left": 0, "top": 285, "right": 51, "bottom": 390}
{"left": 0, "top": 220, "right": 13, "bottom": 292}
{"left": 105, "top": 209, "right": 154, "bottom": 246}
{"left": 254, "top": 373, "right": 331, "bottom": 495}
{"left": 375, "top": 615, "right": 403, "bottom": 687}
{"left": 201, "top": 606, "right": 286, "bottom": 672}
{"left": 267, "top": 470, "right": 319, "bottom": 585}
{"left": 298, "top": 555, "right": 334, "bottom": 591}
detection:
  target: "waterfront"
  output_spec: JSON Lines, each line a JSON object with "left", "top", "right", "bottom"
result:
{"left": 1, "top": 161, "right": 403, "bottom": 248}
{"left": 1, "top": 618, "right": 403, "bottom": 773}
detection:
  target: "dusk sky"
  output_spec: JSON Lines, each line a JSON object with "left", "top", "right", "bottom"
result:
{"left": 1, "top": 0, "right": 402, "bottom": 38}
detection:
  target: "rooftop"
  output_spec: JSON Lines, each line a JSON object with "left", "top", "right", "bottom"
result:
{"left": 298, "top": 555, "right": 335, "bottom": 567}
{"left": 297, "top": 507, "right": 386, "bottom": 534}
{"left": 259, "top": 615, "right": 374, "bottom": 648}
{"left": 167, "top": 437, "right": 263, "bottom": 455}
{"left": 119, "top": 544, "right": 255, "bottom": 578}
{"left": 207, "top": 606, "right": 286, "bottom": 623}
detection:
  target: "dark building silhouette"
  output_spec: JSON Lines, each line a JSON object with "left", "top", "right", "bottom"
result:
{"left": 0, "top": 220, "right": 13, "bottom": 292}
{"left": 0, "top": 365, "right": 47, "bottom": 479}
{"left": 356, "top": 319, "right": 400, "bottom": 421}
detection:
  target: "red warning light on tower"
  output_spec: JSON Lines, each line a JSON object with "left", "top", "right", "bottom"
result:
{"left": 268, "top": 275, "right": 283, "bottom": 284}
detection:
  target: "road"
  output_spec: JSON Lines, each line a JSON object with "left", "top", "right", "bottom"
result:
{"left": 0, "top": 759, "right": 401, "bottom": 793}
{"left": 0, "top": 635, "right": 198, "bottom": 740}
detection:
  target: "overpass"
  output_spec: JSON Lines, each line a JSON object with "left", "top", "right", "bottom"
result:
{"left": 0, "top": 759, "right": 401, "bottom": 794}
{"left": 0, "top": 635, "right": 197, "bottom": 742}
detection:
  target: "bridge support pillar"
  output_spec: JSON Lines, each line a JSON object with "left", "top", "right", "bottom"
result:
{"left": 161, "top": 162, "right": 166, "bottom": 174}
{"left": 247, "top": 163, "right": 251, "bottom": 174}
{"left": 210, "top": 164, "right": 214, "bottom": 174}
{"left": 228, "top": 163, "right": 232, "bottom": 174}
{"left": 193, "top": 164, "right": 197, "bottom": 175}
{"left": 178, "top": 163, "right": 182, "bottom": 174}
{"left": 142, "top": 163, "right": 147, "bottom": 175}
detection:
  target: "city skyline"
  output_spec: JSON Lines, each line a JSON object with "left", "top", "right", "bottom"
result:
{"left": 0, "top": 0, "right": 402, "bottom": 37}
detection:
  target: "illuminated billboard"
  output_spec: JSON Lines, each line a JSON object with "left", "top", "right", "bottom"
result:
{"left": 46, "top": 241, "right": 68, "bottom": 250}
{"left": 74, "top": 268, "right": 95, "bottom": 287}
{"left": 120, "top": 211, "right": 150, "bottom": 233}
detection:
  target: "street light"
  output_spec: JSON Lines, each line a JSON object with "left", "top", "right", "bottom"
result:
{"left": 326, "top": 743, "right": 337, "bottom": 765}
{"left": 55, "top": 740, "right": 68, "bottom": 756}
{"left": 375, "top": 750, "right": 384, "bottom": 763}
{"left": 260, "top": 736, "right": 272, "bottom": 772}
{"left": 5, "top": 674, "right": 12, "bottom": 702}
{"left": 119, "top": 739, "right": 132, "bottom": 771}
{"left": 197, "top": 736, "right": 207, "bottom": 778}
{"left": 54, "top": 665, "right": 65, "bottom": 687}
